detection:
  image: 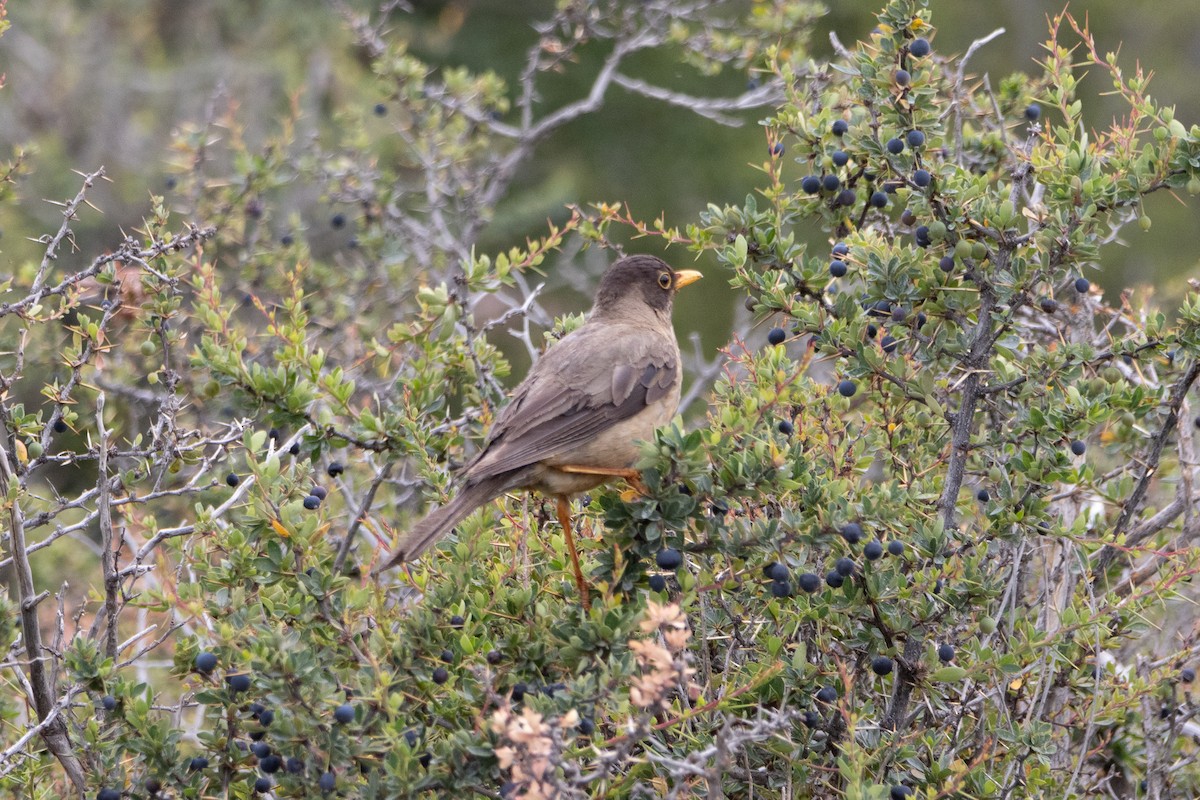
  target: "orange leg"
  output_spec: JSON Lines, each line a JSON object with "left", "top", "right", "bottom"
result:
{"left": 555, "top": 496, "right": 591, "bottom": 611}
{"left": 557, "top": 465, "right": 648, "bottom": 495}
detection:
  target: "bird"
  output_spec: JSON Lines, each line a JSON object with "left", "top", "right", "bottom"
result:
{"left": 373, "top": 254, "right": 702, "bottom": 606}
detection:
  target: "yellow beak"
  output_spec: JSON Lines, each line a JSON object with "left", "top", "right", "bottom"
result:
{"left": 674, "top": 269, "right": 703, "bottom": 289}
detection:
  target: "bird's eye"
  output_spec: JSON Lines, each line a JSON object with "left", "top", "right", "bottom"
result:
{"left": 658, "top": 272, "right": 672, "bottom": 289}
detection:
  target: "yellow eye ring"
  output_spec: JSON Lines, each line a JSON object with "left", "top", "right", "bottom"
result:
{"left": 658, "top": 272, "right": 672, "bottom": 289}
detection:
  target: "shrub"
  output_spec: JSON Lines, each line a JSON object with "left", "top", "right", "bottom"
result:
{"left": 4, "top": 1, "right": 1200, "bottom": 798}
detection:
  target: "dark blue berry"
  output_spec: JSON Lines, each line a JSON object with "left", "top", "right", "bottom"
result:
{"left": 881, "top": 335, "right": 897, "bottom": 354}
{"left": 802, "top": 175, "right": 822, "bottom": 194}
{"left": 286, "top": 757, "right": 304, "bottom": 774}
{"left": 327, "top": 462, "right": 344, "bottom": 477}
{"left": 1070, "top": 440, "right": 1086, "bottom": 456}
{"left": 648, "top": 574, "right": 667, "bottom": 592}
{"left": 822, "top": 174, "right": 840, "bottom": 192}
{"left": 887, "top": 540, "right": 904, "bottom": 556}
{"left": 226, "top": 673, "right": 251, "bottom": 693}
{"left": 194, "top": 652, "right": 218, "bottom": 674}
{"left": 832, "top": 242, "right": 850, "bottom": 256}
{"left": 656, "top": 548, "right": 683, "bottom": 570}
{"left": 886, "top": 138, "right": 905, "bottom": 154}
{"left": 832, "top": 119, "right": 849, "bottom": 136}
{"left": 870, "top": 191, "right": 888, "bottom": 208}
{"left": 913, "top": 169, "right": 932, "bottom": 187}
{"left": 798, "top": 573, "right": 821, "bottom": 593}
{"left": 909, "top": 37, "right": 931, "bottom": 57}
{"left": 432, "top": 667, "right": 449, "bottom": 685}
{"left": 836, "top": 189, "right": 857, "bottom": 207}
{"left": 891, "top": 786, "right": 913, "bottom": 800}
{"left": 331, "top": 213, "right": 346, "bottom": 229}
{"left": 976, "top": 488, "right": 990, "bottom": 503}
{"left": 189, "top": 757, "right": 209, "bottom": 771}
{"left": 841, "top": 522, "right": 863, "bottom": 544}
{"left": 777, "top": 419, "right": 794, "bottom": 435}
{"left": 816, "top": 685, "right": 838, "bottom": 703}
{"left": 767, "top": 327, "right": 787, "bottom": 346}
{"left": 837, "top": 380, "right": 857, "bottom": 398}
{"left": 825, "top": 570, "right": 845, "bottom": 588}
{"left": 319, "top": 771, "right": 336, "bottom": 792}
{"left": 373, "top": 103, "right": 387, "bottom": 117}
{"left": 764, "top": 562, "right": 790, "bottom": 582}
{"left": 938, "top": 643, "right": 955, "bottom": 663}
{"left": 579, "top": 717, "right": 595, "bottom": 736}
{"left": 1183, "top": 667, "right": 1196, "bottom": 683}
{"left": 770, "top": 579, "right": 792, "bottom": 598}
{"left": 303, "top": 495, "right": 321, "bottom": 510}
{"left": 864, "top": 541, "right": 883, "bottom": 561}
{"left": 334, "top": 703, "right": 355, "bottom": 724}
{"left": 101, "top": 695, "right": 117, "bottom": 711}
{"left": 225, "top": 473, "right": 240, "bottom": 487}
{"left": 939, "top": 256, "right": 955, "bottom": 272}
{"left": 1074, "top": 277, "right": 1090, "bottom": 294}
{"left": 830, "top": 259, "right": 848, "bottom": 278}
{"left": 97, "top": 790, "right": 122, "bottom": 800}
{"left": 894, "top": 69, "right": 911, "bottom": 86}
{"left": 872, "top": 655, "right": 894, "bottom": 675}
{"left": 260, "top": 754, "right": 282, "bottom": 774}
{"left": 835, "top": 557, "right": 855, "bottom": 577}
{"left": 906, "top": 130, "right": 925, "bottom": 148}
{"left": 1025, "top": 103, "right": 1041, "bottom": 121}
{"left": 1040, "top": 297, "right": 1058, "bottom": 313}
{"left": 258, "top": 709, "right": 274, "bottom": 727}
{"left": 832, "top": 150, "right": 849, "bottom": 167}
{"left": 771, "top": 142, "right": 785, "bottom": 157}
{"left": 310, "top": 486, "right": 328, "bottom": 500}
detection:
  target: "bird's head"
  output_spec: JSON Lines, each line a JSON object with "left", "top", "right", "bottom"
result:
{"left": 591, "top": 255, "right": 702, "bottom": 320}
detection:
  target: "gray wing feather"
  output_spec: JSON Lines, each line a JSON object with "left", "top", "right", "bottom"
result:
{"left": 464, "top": 323, "right": 677, "bottom": 482}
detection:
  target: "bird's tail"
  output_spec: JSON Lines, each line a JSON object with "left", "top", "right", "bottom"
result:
{"left": 372, "top": 480, "right": 502, "bottom": 576}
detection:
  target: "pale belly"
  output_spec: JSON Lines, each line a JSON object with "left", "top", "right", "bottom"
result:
{"left": 526, "top": 389, "right": 678, "bottom": 497}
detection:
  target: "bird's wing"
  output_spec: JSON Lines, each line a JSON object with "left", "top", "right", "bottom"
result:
{"left": 465, "top": 322, "right": 678, "bottom": 481}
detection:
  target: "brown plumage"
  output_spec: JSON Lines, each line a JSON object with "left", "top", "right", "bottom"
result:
{"left": 373, "top": 255, "right": 701, "bottom": 578}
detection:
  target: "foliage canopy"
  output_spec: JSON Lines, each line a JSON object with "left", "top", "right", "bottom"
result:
{"left": 4, "top": 1, "right": 1200, "bottom": 798}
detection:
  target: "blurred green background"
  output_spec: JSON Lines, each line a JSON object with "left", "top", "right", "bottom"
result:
{"left": 1, "top": 0, "right": 1197, "bottom": 344}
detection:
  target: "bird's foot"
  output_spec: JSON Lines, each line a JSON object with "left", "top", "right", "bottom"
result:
{"left": 558, "top": 464, "right": 648, "bottom": 498}
{"left": 555, "top": 495, "right": 591, "bottom": 611}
